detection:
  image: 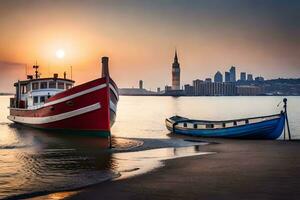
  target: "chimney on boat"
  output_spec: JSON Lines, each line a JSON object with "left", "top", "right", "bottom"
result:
{"left": 63, "top": 72, "right": 67, "bottom": 79}
{"left": 101, "top": 57, "right": 109, "bottom": 78}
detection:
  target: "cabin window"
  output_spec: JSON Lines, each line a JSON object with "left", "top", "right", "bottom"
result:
{"left": 58, "top": 82, "right": 65, "bottom": 89}
{"left": 193, "top": 124, "right": 198, "bottom": 129}
{"left": 206, "top": 124, "right": 214, "bottom": 129}
{"left": 49, "top": 81, "right": 56, "bottom": 88}
{"left": 32, "top": 82, "right": 39, "bottom": 90}
{"left": 26, "top": 84, "right": 31, "bottom": 92}
{"left": 21, "top": 85, "right": 26, "bottom": 94}
{"left": 40, "top": 96, "right": 46, "bottom": 103}
{"left": 33, "top": 96, "right": 39, "bottom": 104}
{"left": 40, "top": 82, "right": 48, "bottom": 89}
{"left": 66, "top": 83, "right": 72, "bottom": 90}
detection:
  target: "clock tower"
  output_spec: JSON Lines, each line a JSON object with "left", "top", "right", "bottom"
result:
{"left": 172, "top": 50, "right": 180, "bottom": 90}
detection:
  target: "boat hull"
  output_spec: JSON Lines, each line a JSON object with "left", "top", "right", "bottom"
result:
{"left": 166, "top": 114, "right": 285, "bottom": 140}
{"left": 8, "top": 77, "right": 119, "bottom": 137}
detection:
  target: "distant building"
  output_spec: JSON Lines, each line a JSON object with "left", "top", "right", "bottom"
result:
{"left": 165, "top": 85, "right": 172, "bottom": 92}
{"left": 255, "top": 76, "right": 264, "bottom": 82}
{"left": 214, "top": 71, "right": 223, "bottom": 83}
{"left": 184, "top": 84, "right": 194, "bottom": 96}
{"left": 193, "top": 79, "right": 204, "bottom": 96}
{"left": 229, "top": 66, "right": 236, "bottom": 82}
{"left": 205, "top": 78, "right": 212, "bottom": 83}
{"left": 247, "top": 74, "right": 253, "bottom": 81}
{"left": 119, "top": 88, "right": 157, "bottom": 95}
{"left": 237, "top": 85, "right": 263, "bottom": 96}
{"left": 191, "top": 79, "right": 236, "bottom": 96}
{"left": 213, "top": 82, "right": 223, "bottom": 96}
{"left": 240, "top": 72, "right": 246, "bottom": 81}
{"left": 172, "top": 50, "right": 180, "bottom": 90}
{"left": 223, "top": 83, "right": 237, "bottom": 96}
{"left": 139, "top": 80, "right": 143, "bottom": 89}
{"left": 225, "top": 71, "right": 230, "bottom": 82}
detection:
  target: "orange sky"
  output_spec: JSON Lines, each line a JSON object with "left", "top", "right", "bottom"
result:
{"left": 0, "top": 0, "right": 299, "bottom": 92}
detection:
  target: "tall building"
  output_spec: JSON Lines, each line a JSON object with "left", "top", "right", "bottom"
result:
{"left": 192, "top": 81, "right": 236, "bottom": 96}
{"left": 229, "top": 66, "right": 236, "bottom": 82}
{"left": 214, "top": 71, "right": 223, "bottom": 83}
{"left": 184, "top": 84, "right": 194, "bottom": 96}
{"left": 247, "top": 74, "right": 253, "bottom": 81}
{"left": 225, "top": 72, "right": 230, "bottom": 82}
{"left": 139, "top": 80, "right": 143, "bottom": 89}
{"left": 172, "top": 50, "right": 180, "bottom": 90}
{"left": 193, "top": 79, "right": 204, "bottom": 96}
{"left": 240, "top": 72, "right": 246, "bottom": 81}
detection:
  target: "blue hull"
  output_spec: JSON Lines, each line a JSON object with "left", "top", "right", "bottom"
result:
{"left": 166, "top": 114, "right": 285, "bottom": 140}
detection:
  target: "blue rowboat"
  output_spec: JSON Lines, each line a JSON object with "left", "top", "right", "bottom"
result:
{"left": 165, "top": 112, "right": 286, "bottom": 140}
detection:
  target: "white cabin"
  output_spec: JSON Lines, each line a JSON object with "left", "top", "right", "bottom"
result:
{"left": 12, "top": 77, "right": 75, "bottom": 109}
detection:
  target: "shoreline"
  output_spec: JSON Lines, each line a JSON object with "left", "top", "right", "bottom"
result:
{"left": 17, "top": 138, "right": 210, "bottom": 200}
{"left": 65, "top": 138, "right": 300, "bottom": 200}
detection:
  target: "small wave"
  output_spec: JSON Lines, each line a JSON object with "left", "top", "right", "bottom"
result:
{"left": 0, "top": 122, "right": 10, "bottom": 125}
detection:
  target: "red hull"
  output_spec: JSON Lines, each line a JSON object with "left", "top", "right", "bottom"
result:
{"left": 8, "top": 77, "right": 119, "bottom": 137}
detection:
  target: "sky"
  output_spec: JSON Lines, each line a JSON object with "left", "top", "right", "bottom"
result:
{"left": 0, "top": 0, "right": 299, "bottom": 92}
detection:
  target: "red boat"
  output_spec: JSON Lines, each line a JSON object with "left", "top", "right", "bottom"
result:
{"left": 8, "top": 57, "right": 118, "bottom": 138}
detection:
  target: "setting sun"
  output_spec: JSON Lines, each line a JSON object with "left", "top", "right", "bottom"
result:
{"left": 56, "top": 49, "right": 65, "bottom": 59}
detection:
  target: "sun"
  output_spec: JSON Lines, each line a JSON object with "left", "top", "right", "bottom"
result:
{"left": 56, "top": 49, "right": 65, "bottom": 59}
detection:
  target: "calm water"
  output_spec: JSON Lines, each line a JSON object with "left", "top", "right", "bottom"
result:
{"left": 0, "top": 96, "right": 299, "bottom": 199}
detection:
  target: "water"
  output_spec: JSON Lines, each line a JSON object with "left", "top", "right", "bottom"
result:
{"left": 0, "top": 96, "right": 299, "bottom": 199}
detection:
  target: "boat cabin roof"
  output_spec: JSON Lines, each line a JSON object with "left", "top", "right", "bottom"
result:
{"left": 14, "top": 78, "right": 75, "bottom": 86}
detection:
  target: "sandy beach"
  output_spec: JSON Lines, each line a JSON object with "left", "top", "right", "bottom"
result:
{"left": 61, "top": 138, "right": 300, "bottom": 200}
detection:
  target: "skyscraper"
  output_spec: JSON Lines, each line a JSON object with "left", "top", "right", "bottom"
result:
{"left": 139, "top": 80, "right": 143, "bottom": 89}
{"left": 229, "top": 66, "right": 236, "bottom": 82}
{"left": 214, "top": 71, "right": 223, "bottom": 83}
{"left": 240, "top": 72, "right": 246, "bottom": 81}
{"left": 172, "top": 50, "right": 180, "bottom": 90}
{"left": 225, "top": 72, "right": 230, "bottom": 82}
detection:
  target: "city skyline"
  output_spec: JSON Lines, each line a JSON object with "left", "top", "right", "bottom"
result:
{"left": 0, "top": 0, "right": 300, "bottom": 92}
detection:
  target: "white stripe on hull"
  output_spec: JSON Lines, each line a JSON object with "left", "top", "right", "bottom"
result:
{"left": 109, "top": 84, "right": 119, "bottom": 100}
{"left": 110, "top": 100, "right": 117, "bottom": 113}
{"left": 10, "top": 82, "right": 118, "bottom": 112}
{"left": 9, "top": 83, "right": 108, "bottom": 111}
{"left": 8, "top": 103, "right": 101, "bottom": 125}
{"left": 44, "top": 84, "right": 107, "bottom": 107}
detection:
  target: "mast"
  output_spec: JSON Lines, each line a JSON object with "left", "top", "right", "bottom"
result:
{"left": 33, "top": 63, "right": 39, "bottom": 79}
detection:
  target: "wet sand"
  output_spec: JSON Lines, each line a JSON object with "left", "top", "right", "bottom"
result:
{"left": 65, "top": 138, "right": 300, "bottom": 200}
